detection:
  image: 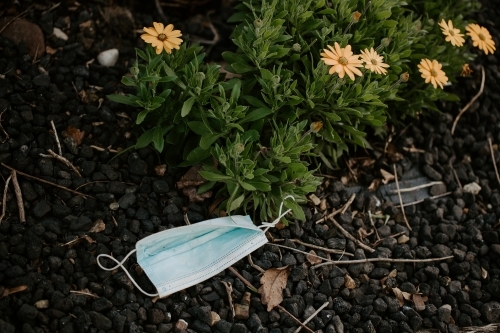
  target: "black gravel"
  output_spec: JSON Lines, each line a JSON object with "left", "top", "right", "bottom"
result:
{"left": 0, "top": 1, "right": 499, "bottom": 333}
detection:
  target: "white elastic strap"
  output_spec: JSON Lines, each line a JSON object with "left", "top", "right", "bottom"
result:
{"left": 259, "top": 195, "right": 296, "bottom": 232}
{"left": 97, "top": 249, "right": 159, "bottom": 297}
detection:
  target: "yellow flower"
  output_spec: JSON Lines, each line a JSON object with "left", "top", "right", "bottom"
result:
{"left": 438, "top": 19, "right": 465, "bottom": 47}
{"left": 417, "top": 59, "right": 448, "bottom": 89}
{"left": 460, "top": 63, "right": 473, "bottom": 77}
{"left": 310, "top": 121, "right": 323, "bottom": 133}
{"left": 359, "top": 47, "right": 390, "bottom": 75}
{"left": 320, "top": 42, "right": 363, "bottom": 81}
{"left": 466, "top": 23, "right": 496, "bottom": 54}
{"left": 141, "top": 22, "right": 183, "bottom": 55}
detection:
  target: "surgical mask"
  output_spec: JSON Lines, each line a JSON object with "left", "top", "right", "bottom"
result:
{"left": 97, "top": 197, "right": 293, "bottom": 298}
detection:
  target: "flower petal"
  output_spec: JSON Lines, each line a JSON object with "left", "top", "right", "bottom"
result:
{"left": 143, "top": 27, "right": 158, "bottom": 36}
{"left": 163, "top": 24, "right": 174, "bottom": 34}
{"left": 141, "top": 34, "right": 158, "bottom": 44}
{"left": 153, "top": 22, "right": 164, "bottom": 35}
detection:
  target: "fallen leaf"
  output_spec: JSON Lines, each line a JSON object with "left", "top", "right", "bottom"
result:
{"left": 380, "top": 169, "right": 395, "bottom": 184}
{"left": 63, "top": 126, "right": 85, "bottom": 145}
{"left": 368, "top": 178, "right": 381, "bottom": 191}
{"left": 177, "top": 164, "right": 214, "bottom": 203}
{"left": 344, "top": 275, "right": 356, "bottom": 289}
{"left": 385, "top": 143, "right": 403, "bottom": 162}
{"left": 34, "top": 300, "right": 49, "bottom": 309}
{"left": 306, "top": 250, "right": 322, "bottom": 265}
{"left": 402, "top": 291, "right": 412, "bottom": 301}
{"left": 381, "top": 269, "right": 398, "bottom": 286}
{"left": 0, "top": 285, "right": 28, "bottom": 298}
{"left": 89, "top": 219, "right": 105, "bottom": 233}
{"left": 155, "top": 164, "right": 167, "bottom": 176}
{"left": 482, "top": 267, "right": 488, "bottom": 279}
{"left": 412, "top": 294, "right": 426, "bottom": 311}
{"left": 258, "top": 266, "right": 291, "bottom": 311}
{"left": 391, "top": 287, "right": 405, "bottom": 307}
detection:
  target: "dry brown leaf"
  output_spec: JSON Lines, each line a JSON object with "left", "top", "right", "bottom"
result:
{"left": 368, "top": 178, "right": 382, "bottom": 192}
{"left": 482, "top": 266, "right": 488, "bottom": 279}
{"left": 391, "top": 287, "right": 405, "bottom": 307}
{"left": 258, "top": 266, "right": 291, "bottom": 311}
{"left": 89, "top": 219, "right": 105, "bottom": 233}
{"left": 381, "top": 269, "right": 398, "bottom": 286}
{"left": 402, "top": 291, "right": 412, "bottom": 301}
{"left": 154, "top": 164, "right": 167, "bottom": 176}
{"left": 380, "top": 169, "right": 395, "bottom": 184}
{"left": 345, "top": 275, "right": 356, "bottom": 289}
{"left": 306, "top": 250, "right": 322, "bottom": 265}
{"left": 34, "top": 300, "right": 49, "bottom": 309}
{"left": 0, "top": 285, "right": 28, "bottom": 298}
{"left": 177, "top": 164, "right": 214, "bottom": 203}
{"left": 63, "top": 126, "right": 85, "bottom": 145}
{"left": 386, "top": 143, "right": 403, "bottom": 162}
{"left": 412, "top": 294, "right": 426, "bottom": 311}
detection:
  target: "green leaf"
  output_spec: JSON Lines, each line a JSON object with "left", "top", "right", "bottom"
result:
{"left": 318, "top": 8, "right": 336, "bottom": 14}
{"left": 231, "top": 62, "right": 256, "bottom": 74}
{"left": 376, "top": 10, "right": 392, "bottom": 20}
{"left": 383, "top": 20, "right": 398, "bottom": 28}
{"left": 181, "top": 96, "right": 196, "bottom": 117}
{"left": 230, "top": 80, "right": 241, "bottom": 104}
{"left": 240, "top": 108, "right": 273, "bottom": 123}
{"left": 188, "top": 121, "right": 212, "bottom": 135}
{"left": 241, "top": 129, "right": 259, "bottom": 142}
{"left": 135, "top": 128, "right": 155, "bottom": 149}
{"left": 158, "top": 76, "right": 177, "bottom": 83}
{"left": 197, "top": 181, "right": 216, "bottom": 194}
{"left": 136, "top": 110, "right": 149, "bottom": 124}
{"left": 147, "top": 55, "right": 163, "bottom": 73}
{"left": 136, "top": 48, "right": 148, "bottom": 61}
{"left": 200, "top": 133, "right": 221, "bottom": 149}
{"left": 186, "top": 146, "right": 212, "bottom": 163}
{"left": 243, "top": 96, "right": 268, "bottom": 108}
{"left": 107, "top": 94, "right": 138, "bottom": 106}
{"left": 121, "top": 76, "right": 136, "bottom": 87}
{"left": 239, "top": 181, "right": 256, "bottom": 191}
{"left": 246, "top": 181, "right": 271, "bottom": 191}
{"left": 199, "top": 171, "right": 233, "bottom": 181}
{"left": 229, "top": 193, "right": 245, "bottom": 213}
{"left": 153, "top": 127, "right": 165, "bottom": 152}
{"left": 284, "top": 199, "right": 306, "bottom": 221}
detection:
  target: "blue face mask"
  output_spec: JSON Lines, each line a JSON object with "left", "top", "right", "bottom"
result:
{"left": 97, "top": 198, "right": 293, "bottom": 298}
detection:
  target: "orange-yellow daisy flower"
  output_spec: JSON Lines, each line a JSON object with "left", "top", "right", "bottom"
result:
{"left": 438, "top": 19, "right": 465, "bottom": 47}
{"left": 466, "top": 23, "right": 496, "bottom": 55}
{"left": 141, "top": 22, "right": 183, "bottom": 55}
{"left": 359, "top": 47, "right": 390, "bottom": 75}
{"left": 320, "top": 42, "right": 363, "bottom": 81}
{"left": 417, "top": 59, "right": 448, "bottom": 89}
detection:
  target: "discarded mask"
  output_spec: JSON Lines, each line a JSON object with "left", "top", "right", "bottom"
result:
{"left": 97, "top": 197, "right": 294, "bottom": 298}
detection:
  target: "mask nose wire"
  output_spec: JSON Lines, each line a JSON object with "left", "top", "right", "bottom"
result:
{"left": 259, "top": 195, "right": 295, "bottom": 233}
{"left": 97, "top": 250, "right": 159, "bottom": 297}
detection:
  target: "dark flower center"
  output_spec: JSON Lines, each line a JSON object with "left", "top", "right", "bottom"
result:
{"left": 478, "top": 33, "right": 486, "bottom": 41}
{"left": 430, "top": 69, "right": 438, "bottom": 77}
{"left": 158, "top": 33, "right": 167, "bottom": 41}
{"left": 339, "top": 57, "right": 348, "bottom": 65}
{"left": 371, "top": 59, "right": 378, "bottom": 65}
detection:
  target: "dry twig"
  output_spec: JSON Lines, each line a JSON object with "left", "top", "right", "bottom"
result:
{"left": 273, "top": 239, "right": 353, "bottom": 257}
{"left": 393, "top": 164, "right": 412, "bottom": 231}
{"left": 388, "top": 181, "right": 444, "bottom": 194}
{"left": 277, "top": 305, "right": 315, "bottom": 333}
{"left": 313, "top": 255, "right": 453, "bottom": 269}
{"left": 40, "top": 149, "right": 82, "bottom": 177}
{"left": 247, "top": 254, "right": 265, "bottom": 273}
{"left": 0, "top": 110, "right": 9, "bottom": 143}
{"left": 0, "top": 5, "right": 34, "bottom": 35}
{"left": 90, "top": 145, "right": 119, "bottom": 153}
{"left": 0, "top": 174, "right": 12, "bottom": 224}
{"left": 69, "top": 290, "right": 99, "bottom": 298}
{"left": 488, "top": 138, "right": 500, "bottom": 187}
{"left": 416, "top": 324, "right": 499, "bottom": 333}
{"left": 10, "top": 171, "right": 25, "bottom": 223}
{"left": 293, "top": 302, "right": 329, "bottom": 333}
{"left": 331, "top": 217, "right": 375, "bottom": 253}
{"left": 221, "top": 281, "right": 235, "bottom": 320}
{"left": 227, "top": 267, "right": 258, "bottom": 293}
{"left": 315, "top": 193, "right": 356, "bottom": 224}
{"left": 50, "top": 120, "right": 62, "bottom": 155}
{"left": 451, "top": 65, "right": 486, "bottom": 135}
{"left": 396, "top": 192, "right": 452, "bottom": 208}
{"left": 1, "top": 163, "right": 90, "bottom": 198}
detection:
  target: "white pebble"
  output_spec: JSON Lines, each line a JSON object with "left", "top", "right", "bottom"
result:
{"left": 97, "top": 48, "right": 119, "bottom": 67}
{"left": 463, "top": 182, "right": 481, "bottom": 195}
{"left": 53, "top": 27, "right": 68, "bottom": 41}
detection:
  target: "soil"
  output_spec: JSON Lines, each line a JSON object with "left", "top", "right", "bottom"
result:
{"left": 0, "top": 1, "right": 499, "bottom": 333}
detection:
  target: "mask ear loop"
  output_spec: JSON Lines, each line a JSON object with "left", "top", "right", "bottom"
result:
{"left": 97, "top": 250, "right": 159, "bottom": 297}
{"left": 258, "top": 195, "right": 295, "bottom": 233}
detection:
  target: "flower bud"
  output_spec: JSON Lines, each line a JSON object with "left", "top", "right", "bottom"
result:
{"left": 400, "top": 72, "right": 409, "bottom": 82}
{"left": 272, "top": 75, "right": 280, "bottom": 85}
{"left": 234, "top": 143, "right": 245, "bottom": 154}
{"left": 292, "top": 43, "right": 302, "bottom": 52}
{"left": 381, "top": 38, "right": 391, "bottom": 47}
{"left": 460, "top": 64, "right": 473, "bottom": 77}
{"left": 310, "top": 121, "right": 323, "bottom": 133}
{"left": 130, "top": 66, "right": 140, "bottom": 76}
{"left": 351, "top": 11, "right": 362, "bottom": 23}
{"left": 254, "top": 19, "right": 263, "bottom": 28}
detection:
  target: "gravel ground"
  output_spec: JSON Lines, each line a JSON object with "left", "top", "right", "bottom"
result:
{"left": 0, "top": 1, "right": 499, "bottom": 333}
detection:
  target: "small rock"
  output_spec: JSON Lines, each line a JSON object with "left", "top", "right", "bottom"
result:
{"left": 423, "top": 165, "right": 442, "bottom": 181}
{"left": 32, "top": 74, "right": 51, "bottom": 87}
{"left": 0, "top": 17, "right": 45, "bottom": 59}
{"left": 174, "top": 319, "right": 188, "bottom": 333}
{"left": 17, "top": 304, "right": 38, "bottom": 321}
{"left": 481, "top": 302, "right": 500, "bottom": 323}
{"left": 97, "top": 49, "right": 119, "bottom": 67}
{"left": 463, "top": 182, "right": 481, "bottom": 195}
{"left": 33, "top": 200, "right": 51, "bottom": 218}
{"left": 438, "top": 304, "right": 452, "bottom": 323}
{"left": 209, "top": 311, "right": 220, "bottom": 326}
{"left": 89, "top": 311, "right": 112, "bottom": 330}
{"left": 148, "top": 308, "right": 165, "bottom": 324}
{"left": 430, "top": 183, "right": 447, "bottom": 196}
{"left": 234, "top": 304, "right": 249, "bottom": 320}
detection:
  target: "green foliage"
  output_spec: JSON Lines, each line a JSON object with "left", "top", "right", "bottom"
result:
{"left": 108, "top": 0, "right": 480, "bottom": 223}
